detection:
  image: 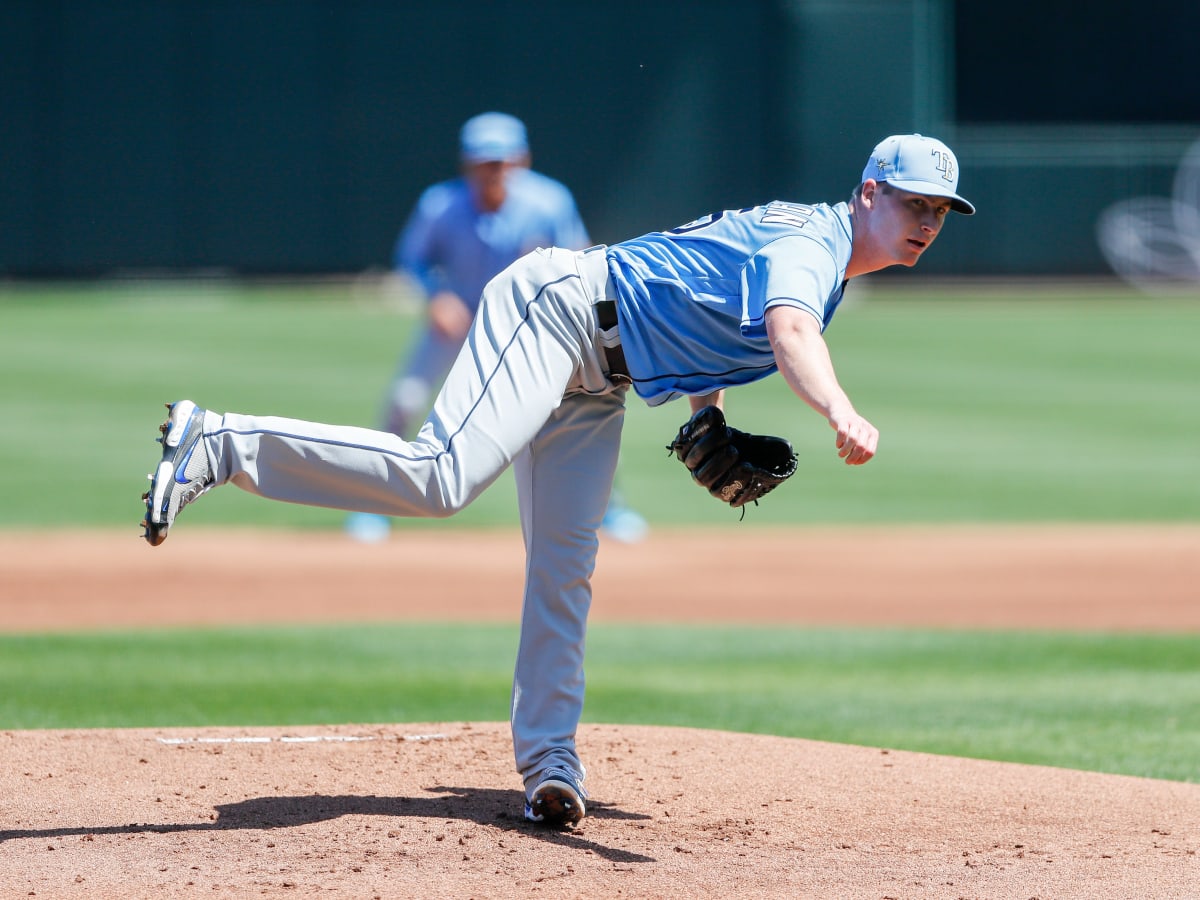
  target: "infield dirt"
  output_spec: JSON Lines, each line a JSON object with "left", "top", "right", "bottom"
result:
{"left": 2, "top": 526, "right": 1198, "bottom": 898}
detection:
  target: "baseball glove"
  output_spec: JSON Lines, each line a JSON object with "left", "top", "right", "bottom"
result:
{"left": 666, "top": 406, "right": 797, "bottom": 508}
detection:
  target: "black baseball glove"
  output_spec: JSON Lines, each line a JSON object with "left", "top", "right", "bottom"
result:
{"left": 666, "top": 406, "right": 797, "bottom": 508}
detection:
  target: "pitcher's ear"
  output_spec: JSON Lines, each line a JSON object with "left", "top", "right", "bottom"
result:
{"left": 858, "top": 179, "right": 882, "bottom": 207}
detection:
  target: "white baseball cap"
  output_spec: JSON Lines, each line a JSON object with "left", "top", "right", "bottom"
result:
{"left": 459, "top": 112, "right": 529, "bottom": 163}
{"left": 862, "top": 133, "right": 975, "bottom": 215}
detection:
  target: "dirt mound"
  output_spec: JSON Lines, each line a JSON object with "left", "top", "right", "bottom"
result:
{"left": 2, "top": 723, "right": 1197, "bottom": 898}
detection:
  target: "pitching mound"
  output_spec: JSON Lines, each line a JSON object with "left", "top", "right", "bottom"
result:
{"left": 1, "top": 527, "right": 1198, "bottom": 897}
{"left": 2, "top": 722, "right": 1197, "bottom": 898}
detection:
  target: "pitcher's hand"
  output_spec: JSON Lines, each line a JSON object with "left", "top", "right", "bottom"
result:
{"left": 830, "top": 412, "right": 878, "bottom": 466}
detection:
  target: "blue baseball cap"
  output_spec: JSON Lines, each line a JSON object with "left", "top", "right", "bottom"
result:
{"left": 862, "top": 134, "right": 975, "bottom": 215}
{"left": 459, "top": 112, "right": 529, "bottom": 163}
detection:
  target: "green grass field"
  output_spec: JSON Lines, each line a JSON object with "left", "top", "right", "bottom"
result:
{"left": 2, "top": 278, "right": 1198, "bottom": 528}
{"left": 1, "top": 624, "right": 1196, "bottom": 783}
{"left": 1, "top": 278, "right": 1197, "bottom": 782}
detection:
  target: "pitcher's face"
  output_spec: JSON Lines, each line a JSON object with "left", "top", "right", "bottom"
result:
{"left": 869, "top": 182, "right": 951, "bottom": 266}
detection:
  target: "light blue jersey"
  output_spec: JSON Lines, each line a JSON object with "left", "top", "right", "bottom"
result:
{"left": 607, "top": 201, "right": 853, "bottom": 405}
{"left": 397, "top": 169, "right": 589, "bottom": 312}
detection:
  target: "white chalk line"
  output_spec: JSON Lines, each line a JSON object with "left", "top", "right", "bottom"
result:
{"left": 155, "top": 733, "right": 448, "bottom": 746}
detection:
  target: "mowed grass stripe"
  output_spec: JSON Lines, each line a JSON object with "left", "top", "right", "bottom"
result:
{"left": 0, "top": 623, "right": 1195, "bottom": 783}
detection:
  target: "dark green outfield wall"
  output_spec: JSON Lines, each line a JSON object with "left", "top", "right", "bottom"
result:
{"left": 3, "top": 1, "right": 1197, "bottom": 277}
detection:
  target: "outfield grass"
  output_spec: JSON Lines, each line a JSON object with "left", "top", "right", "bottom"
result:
{"left": 1, "top": 278, "right": 1198, "bottom": 528}
{"left": 1, "top": 623, "right": 1196, "bottom": 783}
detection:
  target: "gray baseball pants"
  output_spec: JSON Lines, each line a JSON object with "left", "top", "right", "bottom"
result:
{"left": 199, "top": 246, "right": 627, "bottom": 795}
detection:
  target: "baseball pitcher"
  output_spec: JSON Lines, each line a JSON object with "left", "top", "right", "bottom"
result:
{"left": 141, "top": 133, "right": 973, "bottom": 828}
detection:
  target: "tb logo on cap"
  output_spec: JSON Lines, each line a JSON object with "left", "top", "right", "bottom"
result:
{"left": 932, "top": 149, "right": 955, "bottom": 184}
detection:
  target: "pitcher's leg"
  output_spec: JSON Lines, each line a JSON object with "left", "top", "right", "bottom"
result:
{"left": 509, "top": 389, "right": 626, "bottom": 794}
{"left": 200, "top": 253, "right": 593, "bottom": 520}
{"left": 205, "top": 411, "right": 474, "bottom": 517}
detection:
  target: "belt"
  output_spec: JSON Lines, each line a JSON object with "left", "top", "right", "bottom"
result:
{"left": 595, "top": 300, "right": 630, "bottom": 383}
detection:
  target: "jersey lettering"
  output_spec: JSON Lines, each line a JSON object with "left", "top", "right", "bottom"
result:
{"left": 669, "top": 207, "right": 755, "bottom": 235}
{"left": 760, "top": 202, "right": 816, "bottom": 228}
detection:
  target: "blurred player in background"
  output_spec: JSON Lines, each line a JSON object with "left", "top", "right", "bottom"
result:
{"left": 346, "top": 112, "right": 647, "bottom": 544}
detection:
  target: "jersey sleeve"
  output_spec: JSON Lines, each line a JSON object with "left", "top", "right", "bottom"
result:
{"left": 740, "top": 234, "right": 841, "bottom": 335}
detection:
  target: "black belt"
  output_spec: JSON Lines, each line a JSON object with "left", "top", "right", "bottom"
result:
{"left": 595, "top": 300, "right": 630, "bottom": 382}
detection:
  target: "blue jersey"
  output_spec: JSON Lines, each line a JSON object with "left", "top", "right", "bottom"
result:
{"left": 607, "top": 201, "right": 853, "bottom": 406}
{"left": 396, "top": 169, "right": 589, "bottom": 313}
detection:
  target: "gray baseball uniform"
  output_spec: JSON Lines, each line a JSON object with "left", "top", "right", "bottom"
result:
{"left": 204, "top": 247, "right": 621, "bottom": 788}
{"left": 145, "top": 133, "right": 974, "bottom": 815}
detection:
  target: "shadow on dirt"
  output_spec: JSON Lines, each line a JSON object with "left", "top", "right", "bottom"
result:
{"left": 0, "top": 785, "right": 655, "bottom": 863}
